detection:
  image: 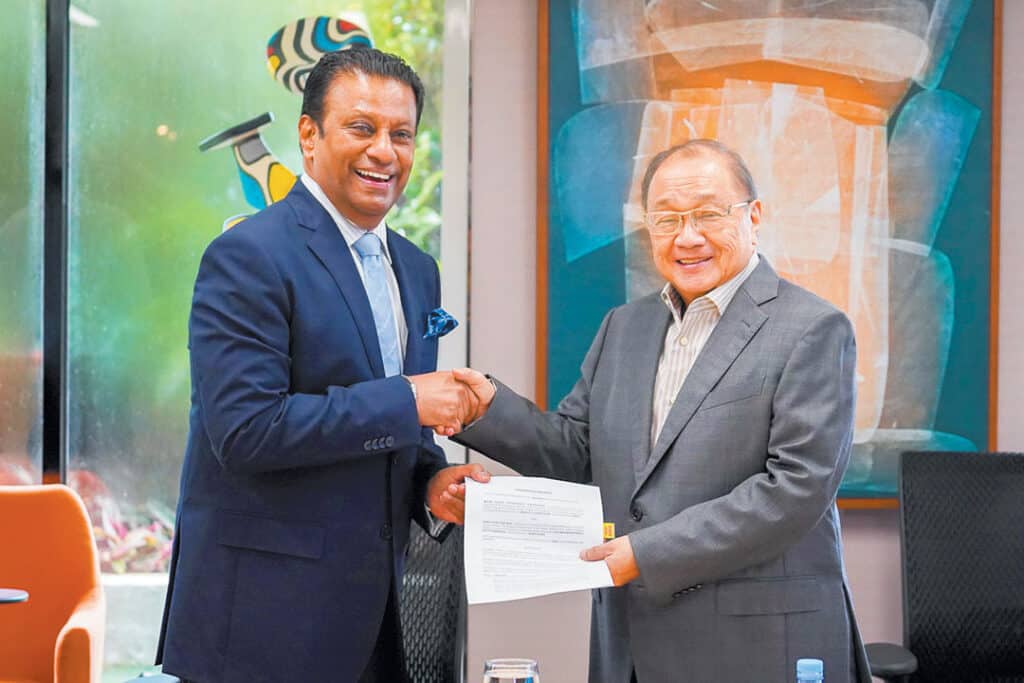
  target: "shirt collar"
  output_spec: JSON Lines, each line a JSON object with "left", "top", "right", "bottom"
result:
{"left": 660, "top": 252, "right": 760, "bottom": 324}
{"left": 300, "top": 174, "right": 393, "bottom": 263}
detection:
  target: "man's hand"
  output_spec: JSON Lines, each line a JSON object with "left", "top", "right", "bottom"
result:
{"left": 408, "top": 371, "right": 480, "bottom": 436}
{"left": 451, "top": 367, "right": 496, "bottom": 425}
{"left": 580, "top": 535, "right": 640, "bottom": 586}
{"left": 426, "top": 463, "right": 491, "bottom": 524}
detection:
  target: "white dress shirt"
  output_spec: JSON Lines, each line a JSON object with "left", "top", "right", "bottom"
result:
{"left": 651, "top": 252, "right": 760, "bottom": 445}
{"left": 300, "top": 174, "right": 408, "bottom": 370}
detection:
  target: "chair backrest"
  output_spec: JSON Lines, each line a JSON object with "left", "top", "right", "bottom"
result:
{"left": 899, "top": 451, "right": 1024, "bottom": 682}
{"left": 400, "top": 525, "right": 464, "bottom": 683}
{"left": 0, "top": 484, "right": 102, "bottom": 681}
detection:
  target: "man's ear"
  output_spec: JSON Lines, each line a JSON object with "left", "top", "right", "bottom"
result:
{"left": 748, "top": 198, "right": 763, "bottom": 245}
{"left": 298, "top": 114, "right": 318, "bottom": 160}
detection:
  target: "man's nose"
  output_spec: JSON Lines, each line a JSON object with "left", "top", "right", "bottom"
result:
{"left": 366, "top": 131, "right": 397, "bottom": 163}
{"left": 673, "top": 217, "right": 705, "bottom": 246}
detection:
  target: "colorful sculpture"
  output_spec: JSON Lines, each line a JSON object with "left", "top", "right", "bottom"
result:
{"left": 199, "top": 17, "right": 373, "bottom": 230}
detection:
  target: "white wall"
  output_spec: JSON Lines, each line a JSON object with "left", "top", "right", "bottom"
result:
{"left": 467, "top": 2, "right": 1023, "bottom": 680}
{"left": 467, "top": 3, "right": 592, "bottom": 682}
{"left": 999, "top": 1, "right": 1024, "bottom": 452}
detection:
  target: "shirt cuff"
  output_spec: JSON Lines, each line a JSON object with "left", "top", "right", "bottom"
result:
{"left": 423, "top": 503, "right": 450, "bottom": 537}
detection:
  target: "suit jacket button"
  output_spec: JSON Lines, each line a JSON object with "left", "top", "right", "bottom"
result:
{"left": 672, "top": 591, "right": 683, "bottom": 599}
{"left": 385, "top": 435, "right": 395, "bottom": 448}
{"left": 363, "top": 440, "right": 372, "bottom": 452}
{"left": 630, "top": 504, "right": 644, "bottom": 522}
{"left": 380, "top": 523, "right": 392, "bottom": 540}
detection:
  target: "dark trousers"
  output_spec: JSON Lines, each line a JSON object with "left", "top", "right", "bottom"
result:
{"left": 179, "top": 587, "right": 406, "bottom": 683}
{"left": 358, "top": 586, "right": 408, "bottom": 683}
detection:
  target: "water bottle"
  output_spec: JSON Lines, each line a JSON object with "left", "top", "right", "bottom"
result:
{"left": 796, "top": 658, "right": 824, "bottom": 683}
{"left": 483, "top": 658, "right": 539, "bottom": 683}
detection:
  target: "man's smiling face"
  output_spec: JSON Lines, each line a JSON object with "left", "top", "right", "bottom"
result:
{"left": 299, "top": 70, "right": 417, "bottom": 229}
{"left": 646, "top": 150, "right": 761, "bottom": 304}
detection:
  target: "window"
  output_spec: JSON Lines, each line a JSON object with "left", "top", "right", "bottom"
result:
{"left": 62, "top": 1, "right": 456, "bottom": 677}
{"left": 0, "top": 0, "right": 45, "bottom": 487}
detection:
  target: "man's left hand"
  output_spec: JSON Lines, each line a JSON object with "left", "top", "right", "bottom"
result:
{"left": 426, "top": 463, "right": 491, "bottom": 524}
{"left": 580, "top": 535, "right": 640, "bottom": 586}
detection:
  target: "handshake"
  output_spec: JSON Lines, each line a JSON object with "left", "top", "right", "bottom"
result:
{"left": 407, "top": 367, "right": 496, "bottom": 437}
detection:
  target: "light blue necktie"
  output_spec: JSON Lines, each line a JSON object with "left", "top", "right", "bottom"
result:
{"left": 353, "top": 232, "right": 402, "bottom": 376}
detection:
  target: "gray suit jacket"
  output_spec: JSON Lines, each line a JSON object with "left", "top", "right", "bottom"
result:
{"left": 456, "top": 259, "right": 871, "bottom": 683}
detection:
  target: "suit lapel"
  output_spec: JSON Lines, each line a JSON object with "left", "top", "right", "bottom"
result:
{"left": 635, "top": 260, "right": 778, "bottom": 492}
{"left": 290, "top": 182, "right": 386, "bottom": 378}
{"left": 387, "top": 230, "right": 429, "bottom": 375}
{"left": 627, "top": 295, "right": 672, "bottom": 482}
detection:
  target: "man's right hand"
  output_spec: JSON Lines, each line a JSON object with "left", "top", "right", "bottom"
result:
{"left": 452, "top": 368, "right": 496, "bottom": 420}
{"left": 408, "top": 371, "right": 480, "bottom": 436}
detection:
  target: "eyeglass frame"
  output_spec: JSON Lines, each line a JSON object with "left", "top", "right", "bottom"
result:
{"left": 643, "top": 200, "right": 756, "bottom": 236}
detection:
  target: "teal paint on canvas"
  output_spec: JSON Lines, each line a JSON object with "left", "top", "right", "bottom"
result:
{"left": 545, "top": 0, "right": 995, "bottom": 497}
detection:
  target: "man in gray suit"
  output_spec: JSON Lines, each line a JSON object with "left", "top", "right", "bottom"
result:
{"left": 452, "top": 139, "right": 871, "bottom": 682}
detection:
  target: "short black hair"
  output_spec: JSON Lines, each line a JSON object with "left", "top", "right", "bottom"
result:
{"left": 640, "top": 139, "right": 757, "bottom": 210}
{"left": 301, "top": 47, "right": 425, "bottom": 131}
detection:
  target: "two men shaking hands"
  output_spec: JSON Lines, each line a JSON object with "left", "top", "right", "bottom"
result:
{"left": 159, "top": 44, "right": 870, "bottom": 683}
{"left": 407, "top": 367, "right": 493, "bottom": 437}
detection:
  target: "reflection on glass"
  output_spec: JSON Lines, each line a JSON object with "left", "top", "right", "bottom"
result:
{"left": 67, "top": 0, "right": 446, "bottom": 674}
{"left": 0, "top": 0, "right": 45, "bottom": 486}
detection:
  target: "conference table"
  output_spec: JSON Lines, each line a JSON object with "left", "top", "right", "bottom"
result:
{"left": 0, "top": 588, "right": 28, "bottom": 604}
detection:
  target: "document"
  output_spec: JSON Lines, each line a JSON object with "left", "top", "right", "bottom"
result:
{"left": 464, "top": 476, "right": 614, "bottom": 605}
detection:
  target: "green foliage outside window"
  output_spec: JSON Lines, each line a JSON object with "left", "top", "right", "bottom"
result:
{"left": 366, "top": 0, "right": 446, "bottom": 257}
{"left": 61, "top": 0, "right": 446, "bottom": 574}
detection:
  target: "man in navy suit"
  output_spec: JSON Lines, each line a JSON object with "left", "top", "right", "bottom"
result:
{"left": 157, "top": 48, "right": 488, "bottom": 683}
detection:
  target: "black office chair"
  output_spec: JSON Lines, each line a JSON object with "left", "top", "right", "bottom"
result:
{"left": 866, "top": 451, "right": 1024, "bottom": 682}
{"left": 400, "top": 524, "right": 465, "bottom": 683}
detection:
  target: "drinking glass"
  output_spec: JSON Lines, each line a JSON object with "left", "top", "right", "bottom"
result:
{"left": 483, "top": 658, "right": 540, "bottom": 683}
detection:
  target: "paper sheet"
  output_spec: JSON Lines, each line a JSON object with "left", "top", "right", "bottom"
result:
{"left": 464, "top": 476, "right": 614, "bottom": 605}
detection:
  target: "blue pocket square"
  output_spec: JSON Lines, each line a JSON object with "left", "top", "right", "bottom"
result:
{"left": 424, "top": 307, "right": 458, "bottom": 339}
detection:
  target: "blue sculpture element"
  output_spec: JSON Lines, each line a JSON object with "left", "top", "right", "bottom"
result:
{"left": 553, "top": 102, "right": 646, "bottom": 262}
{"left": 881, "top": 245, "right": 956, "bottom": 431}
{"left": 915, "top": 0, "right": 974, "bottom": 90}
{"left": 889, "top": 89, "right": 979, "bottom": 249}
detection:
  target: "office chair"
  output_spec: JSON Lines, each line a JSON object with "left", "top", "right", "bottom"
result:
{"left": 400, "top": 524, "right": 465, "bottom": 683}
{"left": 128, "top": 527, "right": 465, "bottom": 683}
{"left": 866, "top": 451, "right": 1024, "bottom": 682}
{"left": 0, "top": 484, "right": 106, "bottom": 683}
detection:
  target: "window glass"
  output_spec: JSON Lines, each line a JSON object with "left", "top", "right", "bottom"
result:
{"left": 67, "top": 1, "right": 445, "bottom": 676}
{"left": 0, "top": 0, "right": 45, "bottom": 486}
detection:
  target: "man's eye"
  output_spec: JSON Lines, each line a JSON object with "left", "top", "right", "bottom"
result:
{"left": 694, "top": 210, "right": 726, "bottom": 222}
{"left": 351, "top": 124, "right": 374, "bottom": 135}
{"left": 653, "top": 215, "right": 678, "bottom": 229}
{"left": 393, "top": 130, "right": 414, "bottom": 141}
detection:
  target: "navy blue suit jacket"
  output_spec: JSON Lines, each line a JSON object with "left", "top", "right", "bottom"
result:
{"left": 157, "top": 180, "right": 448, "bottom": 682}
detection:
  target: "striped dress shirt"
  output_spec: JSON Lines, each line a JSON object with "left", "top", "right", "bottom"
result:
{"left": 651, "top": 253, "right": 760, "bottom": 446}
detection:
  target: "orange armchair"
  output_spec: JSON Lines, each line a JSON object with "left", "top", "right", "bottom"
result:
{"left": 0, "top": 485, "right": 105, "bottom": 683}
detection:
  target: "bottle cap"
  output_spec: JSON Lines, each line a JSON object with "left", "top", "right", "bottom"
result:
{"left": 797, "top": 658, "right": 824, "bottom": 678}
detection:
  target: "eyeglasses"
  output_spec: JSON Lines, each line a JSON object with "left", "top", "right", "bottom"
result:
{"left": 643, "top": 200, "right": 754, "bottom": 236}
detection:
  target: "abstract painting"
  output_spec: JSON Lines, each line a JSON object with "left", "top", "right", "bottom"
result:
{"left": 540, "top": 0, "right": 999, "bottom": 499}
